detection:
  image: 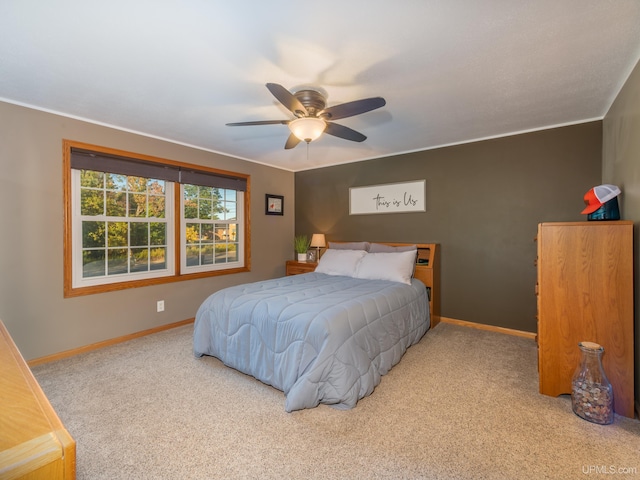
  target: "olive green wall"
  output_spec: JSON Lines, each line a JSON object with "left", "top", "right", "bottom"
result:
{"left": 603, "top": 57, "right": 640, "bottom": 413}
{"left": 295, "top": 122, "right": 602, "bottom": 333}
{"left": 0, "top": 101, "right": 295, "bottom": 360}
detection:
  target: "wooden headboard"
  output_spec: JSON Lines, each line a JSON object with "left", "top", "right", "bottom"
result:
{"left": 327, "top": 242, "right": 440, "bottom": 329}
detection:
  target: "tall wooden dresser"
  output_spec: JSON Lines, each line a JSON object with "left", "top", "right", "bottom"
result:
{"left": 536, "top": 221, "right": 634, "bottom": 418}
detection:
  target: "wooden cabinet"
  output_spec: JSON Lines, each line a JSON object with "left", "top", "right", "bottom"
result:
{"left": 286, "top": 260, "right": 317, "bottom": 276}
{"left": 536, "top": 221, "right": 634, "bottom": 417}
{"left": 0, "top": 320, "right": 76, "bottom": 479}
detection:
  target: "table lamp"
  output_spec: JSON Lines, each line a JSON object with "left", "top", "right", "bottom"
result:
{"left": 310, "top": 233, "right": 326, "bottom": 261}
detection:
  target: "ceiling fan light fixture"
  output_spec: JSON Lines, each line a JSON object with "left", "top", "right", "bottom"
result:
{"left": 288, "top": 117, "right": 326, "bottom": 143}
{"left": 227, "top": 83, "right": 385, "bottom": 149}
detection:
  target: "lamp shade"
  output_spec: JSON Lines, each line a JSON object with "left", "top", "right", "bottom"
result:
{"left": 310, "top": 233, "right": 326, "bottom": 248}
{"left": 288, "top": 118, "right": 326, "bottom": 142}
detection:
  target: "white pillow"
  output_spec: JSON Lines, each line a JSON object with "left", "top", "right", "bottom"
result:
{"left": 354, "top": 250, "right": 416, "bottom": 285}
{"left": 315, "top": 249, "right": 367, "bottom": 277}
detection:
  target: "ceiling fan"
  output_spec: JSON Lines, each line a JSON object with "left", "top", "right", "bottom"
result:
{"left": 226, "top": 83, "right": 386, "bottom": 149}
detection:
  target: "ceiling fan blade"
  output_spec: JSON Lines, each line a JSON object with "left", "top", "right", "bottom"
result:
{"left": 266, "top": 83, "right": 309, "bottom": 117}
{"left": 226, "top": 120, "right": 289, "bottom": 126}
{"left": 320, "top": 97, "right": 386, "bottom": 121}
{"left": 324, "top": 122, "right": 367, "bottom": 142}
{"left": 284, "top": 133, "right": 302, "bottom": 150}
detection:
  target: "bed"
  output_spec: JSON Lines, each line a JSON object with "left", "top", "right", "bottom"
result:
{"left": 193, "top": 242, "right": 440, "bottom": 412}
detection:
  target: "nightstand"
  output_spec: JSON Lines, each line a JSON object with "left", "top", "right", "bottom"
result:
{"left": 286, "top": 260, "right": 317, "bottom": 275}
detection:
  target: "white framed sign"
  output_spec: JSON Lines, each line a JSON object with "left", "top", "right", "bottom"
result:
{"left": 349, "top": 180, "right": 426, "bottom": 215}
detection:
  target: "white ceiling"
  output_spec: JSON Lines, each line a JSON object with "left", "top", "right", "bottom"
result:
{"left": 1, "top": 1, "right": 640, "bottom": 172}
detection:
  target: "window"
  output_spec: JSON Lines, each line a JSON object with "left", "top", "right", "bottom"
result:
{"left": 181, "top": 184, "right": 242, "bottom": 273}
{"left": 73, "top": 169, "right": 174, "bottom": 287}
{"left": 64, "top": 140, "right": 250, "bottom": 297}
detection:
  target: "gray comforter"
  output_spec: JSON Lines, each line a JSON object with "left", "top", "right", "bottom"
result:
{"left": 193, "top": 272, "right": 429, "bottom": 412}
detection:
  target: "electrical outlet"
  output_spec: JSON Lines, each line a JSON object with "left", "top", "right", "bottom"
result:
{"left": 157, "top": 300, "right": 165, "bottom": 312}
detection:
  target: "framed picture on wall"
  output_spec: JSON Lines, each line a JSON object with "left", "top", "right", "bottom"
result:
{"left": 349, "top": 180, "right": 425, "bottom": 215}
{"left": 265, "top": 194, "right": 284, "bottom": 215}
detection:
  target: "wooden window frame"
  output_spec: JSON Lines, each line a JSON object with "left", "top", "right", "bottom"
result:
{"left": 63, "top": 139, "right": 251, "bottom": 298}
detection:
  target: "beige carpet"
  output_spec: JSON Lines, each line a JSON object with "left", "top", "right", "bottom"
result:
{"left": 33, "top": 322, "right": 639, "bottom": 479}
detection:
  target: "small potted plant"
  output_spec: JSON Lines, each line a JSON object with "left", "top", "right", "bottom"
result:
{"left": 294, "top": 235, "right": 310, "bottom": 262}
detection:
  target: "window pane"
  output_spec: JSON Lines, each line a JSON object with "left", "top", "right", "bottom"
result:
{"left": 214, "top": 224, "right": 229, "bottom": 241}
{"left": 108, "top": 248, "right": 128, "bottom": 275}
{"left": 183, "top": 185, "right": 198, "bottom": 219}
{"left": 108, "top": 222, "right": 128, "bottom": 247}
{"left": 225, "top": 203, "right": 237, "bottom": 220}
{"left": 199, "top": 186, "right": 212, "bottom": 198}
{"left": 225, "top": 189, "right": 236, "bottom": 202}
{"left": 150, "top": 247, "right": 166, "bottom": 270}
{"left": 81, "top": 189, "right": 104, "bottom": 216}
{"left": 130, "top": 222, "right": 148, "bottom": 246}
{"left": 186, "top": 245, "right": 199, "bottom": 266}
{"left": 106, "top": 191, "right": 126, "bottom": 216}
{"left": 106, "top": 173, "right": 126, "bottom": 191}
{"left": 199, "top": 199, "right": 212, "bottom": 219}
{"left": 186, "top": 223, "right": 200, "bottom": 243}
{"left": 128, "top": 176, "right": 147, "bottom": 193}
{"left": 130, "top": 248, "right": 149, "bottom": 272}
{"left": 215, "top": 198, "right": 227, "bottom": 219}
{"left": 228, "top": 224, "right": 238, "bottom": 241}
{"left": 201, "top": 224, "right": 214, "bottom": 243}
{"left": 227, "top": 243, "right": 238, "bottom": 262}
{"left": 81, "top": 170, "right": 104, "bottom": 188}
{"left": 149, "top": 195, "right": 165, "bottom": 218}
{"left": 201, "top": 245, "right": 214, "bottom": 265}
{"left": 83, "top": 250, "right": 105, "bottom": 277}
{"left": 150, "top": 222, "right": 166, "bottom": 246}
{"left": 215, "top": 244, "right": 228, "bottom": 264}
{"left": 129, "top": 193, "right": 148, "bottom": 217}
{"left": 83, "top": 221, "right": 105, "bottom": 248}
{"left": 148, "top": 179, "right": 165, "bottom": 194}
